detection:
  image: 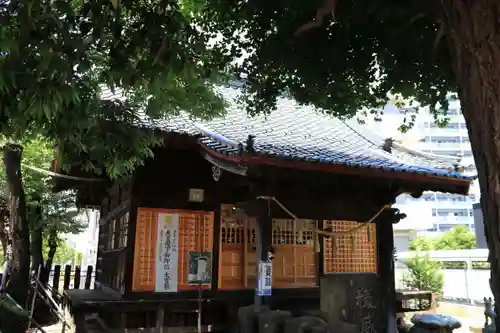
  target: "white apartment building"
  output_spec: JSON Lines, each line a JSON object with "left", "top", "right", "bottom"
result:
{"left": 364, "top": 98, "right": 479, "bottom": 248}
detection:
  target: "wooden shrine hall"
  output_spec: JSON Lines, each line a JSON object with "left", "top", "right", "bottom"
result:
{"left": 57, "top": 85, "right": 473, "bottom": 333}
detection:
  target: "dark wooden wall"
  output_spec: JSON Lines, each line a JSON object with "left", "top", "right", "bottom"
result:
{"left": 132, "top": 147, "right": 220, "bottom": 210}
{"left": 96, "top": 177, "right": 133, "bottom": 292}
{"left": 97, "top": 137, "right": 402, "bottom": 300}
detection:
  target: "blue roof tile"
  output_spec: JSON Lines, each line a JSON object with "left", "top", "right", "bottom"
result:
{"left": 101, "top": 85, "right": 473, "bottom": 181}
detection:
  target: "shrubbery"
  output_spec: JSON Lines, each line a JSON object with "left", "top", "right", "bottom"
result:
{"left": 402, "top": 254, "right": 444, "bottom": 295}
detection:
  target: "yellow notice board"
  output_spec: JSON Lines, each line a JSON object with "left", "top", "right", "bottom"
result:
{"left": 132, "top": 208, "right": 214, "bottom": 292}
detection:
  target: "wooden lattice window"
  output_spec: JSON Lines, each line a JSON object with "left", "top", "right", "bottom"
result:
{"left": 132, "top": 209, "right": 156, "bottom": 291}
{"left": 132, "top": 208, "right": 214, "bottom": 292}
{"left": 110, "top": 254, "right": 127, "bottom": 293}
{"left": 323, "top": 221, "right": 377, "bottom": 273}
{"left": 178, "top": 212, "right": 214, "bottom": 290}
{"left": 218, "top": 205, "right": 318, "bottom": 290}
{"left": 106, "top": 212, "right": 129, "bottom": 250}
{"left": 272, "top": 219, "right": 317, "bottom": 288}
{"left": 218, "top": 204, "right": 257, "bottom": 290}
{"left": 115, "top": 212, "right": 129, "bottom": 249}
{"left": 108, "top": 219, "right": 116, "bottom": 250}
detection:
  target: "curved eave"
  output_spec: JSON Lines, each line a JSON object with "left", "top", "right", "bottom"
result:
{"left": 200, "top": 149, "right": 248, "bottom": 176}
{"left": 199, "top": 145, "right": 472, "bottom": 195}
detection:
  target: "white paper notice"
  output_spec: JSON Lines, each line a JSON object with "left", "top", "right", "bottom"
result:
{"left": 155, "top": 213, "right": 179, "bottom": 292}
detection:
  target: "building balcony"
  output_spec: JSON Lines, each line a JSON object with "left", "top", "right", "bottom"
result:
{"left": 419, "top": 127, "right": 469, "bottom": 136}
{"left": 433, "top": 215, "right": 473, "bottom": 224}
{"left": 396, "top": 196, "right": 476, "bottom": 207}
{"left": 431, "top": 201, "right": 475, "bottom": 209}
{"left": 418, "top": 142, "right": 472, "bottom": 150}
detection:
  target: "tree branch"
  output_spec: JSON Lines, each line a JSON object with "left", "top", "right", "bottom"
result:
{"left": 295, "top": 0, "right": 338, "bottom": 36}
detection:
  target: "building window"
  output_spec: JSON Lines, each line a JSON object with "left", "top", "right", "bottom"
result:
{"left": 438, "top": 224, "right": 456, "bottom": 232}
{"left": 439, "top": 150, "right": 462, "bottom": 156}
{"left": 436, "top": 208, "right": 469, "bottom": 217}
{"left": 422, "top": 194, "right": 435, "bottom": 201}
{"left": 431, "top": 136, "right": 461, "bottom": 144}
{"left": 108, "top": 219, "right": 116, "bottom": 249}
{"left": 428, "top": 225, "right": 439, "bottom": 232}
{"left": 463, "top": 151, "right": 473, "bottom": 157}
{"left": 117, "top": 212, "right": 129, "bottom": 248}
{"left": 108, "top": 212, "right": 129, "bottom": 250}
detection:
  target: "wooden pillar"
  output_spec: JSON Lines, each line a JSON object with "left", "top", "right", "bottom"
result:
{"left": 376, "top": 209, "right": 399, "bottom": 333}
{"left": 254, "top": 198, "right": 273, "bottom": 308}
{"left": 316, "top": 219, "right": 324, "bottom": 286}
{"left": 211, "top": 204, "right": 222, "bottom": 291}
{"left": 124, "top": 200, "right": 139, "bottom": 295}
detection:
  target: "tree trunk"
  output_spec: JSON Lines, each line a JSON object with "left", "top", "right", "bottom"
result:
{"left": 0, "top": 243, "right": 12, "bottom": 291}
{"left": 31, "top": 227, "right": 44, "bottom": 274}
{"left": 0, "top": 205, "right": 9, "bottom": 260}
{"left": 440, "top": 0, "right": 500, "bottom": 327}
{"left": 30, "top": 201, "right": 44, "bottom": 274}
{"left": 2, "top": 144, "right": 30, "bottom": 307}
{"left": 41, "top": 226, "right": 58, "bottom": 285}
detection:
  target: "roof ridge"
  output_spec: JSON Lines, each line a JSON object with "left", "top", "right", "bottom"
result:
{"left": 344, "top": 117, "right": 460, "bottom": 166}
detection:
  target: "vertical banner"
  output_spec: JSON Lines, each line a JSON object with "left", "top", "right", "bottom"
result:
{"left": 155, "top": 213, "right": 179, "bottom": 292}
{"left": 257, "top": 261, "right": 272, "bottom": 296}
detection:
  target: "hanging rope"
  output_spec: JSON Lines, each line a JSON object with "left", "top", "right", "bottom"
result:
{"left": 20, "top": 163, "right": 105, "bottom": 182}
{"left": 256, "top": 195, "right": 388, "bottom": 237}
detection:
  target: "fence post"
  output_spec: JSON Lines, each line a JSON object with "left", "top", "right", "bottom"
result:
{"left": 74, "top": 265, "right": 81, "bottom": 289}
{"left": 465, "top": 258, "right": 473, "bottom": 305}
{"left": 85, "top": 266, "right": 93, "bottom": 289}
{"left": 63, "top": 265, "right": 72, "bottom": 290}
{"left": 53, "top": 265, "right": 61, "bottom": 293}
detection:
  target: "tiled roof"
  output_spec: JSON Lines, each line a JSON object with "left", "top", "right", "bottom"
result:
{"left": 101, "top": 85, "right": 472, "bottom": 181}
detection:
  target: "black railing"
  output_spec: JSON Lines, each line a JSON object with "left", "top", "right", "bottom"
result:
{"left": 0, "top": 264, "right": 95, "bottom": 294}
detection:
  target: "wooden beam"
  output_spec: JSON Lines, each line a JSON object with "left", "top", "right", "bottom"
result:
{"left": 254, "top": 198, "right": 273, "bottom": 307}
{"left": 201, "top": 146, "right": 471, "bottom": 195}
{"left": 124, "top": 198, "right": 139, "bottom": 295}
{"left": 211, "top": 204, "right": 221, "bottom": 291}
{"left": 375, "top": 210, "right": 397, "bottom": 333}
{"left": 237, "top": 196, "right": 394, "bottom": 222}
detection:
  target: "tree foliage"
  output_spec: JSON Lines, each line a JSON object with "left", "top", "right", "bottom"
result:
{"left": 0, "top": 0, "right": 227, "bottom": 178}
{"left": 408, "top": 226, "right": 476, "bottom": 251}
{"left": 435, "top": 225, "right": 476, "bottom": 250}
{"left": 195, "top": 1, "right": 457, "bottom": 126}
{"left": 42, "top": 240, "right": 79, "bottom": 266}
{"left": 0, "top": 138, "right": 84, "bottom": 238}
{"left": 1, "top": 239, "right": 79, "bottom": 266}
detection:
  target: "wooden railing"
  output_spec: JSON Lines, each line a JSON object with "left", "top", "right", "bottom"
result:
{"left": 0, "top": 265, "right": 95, "bottom": 294}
